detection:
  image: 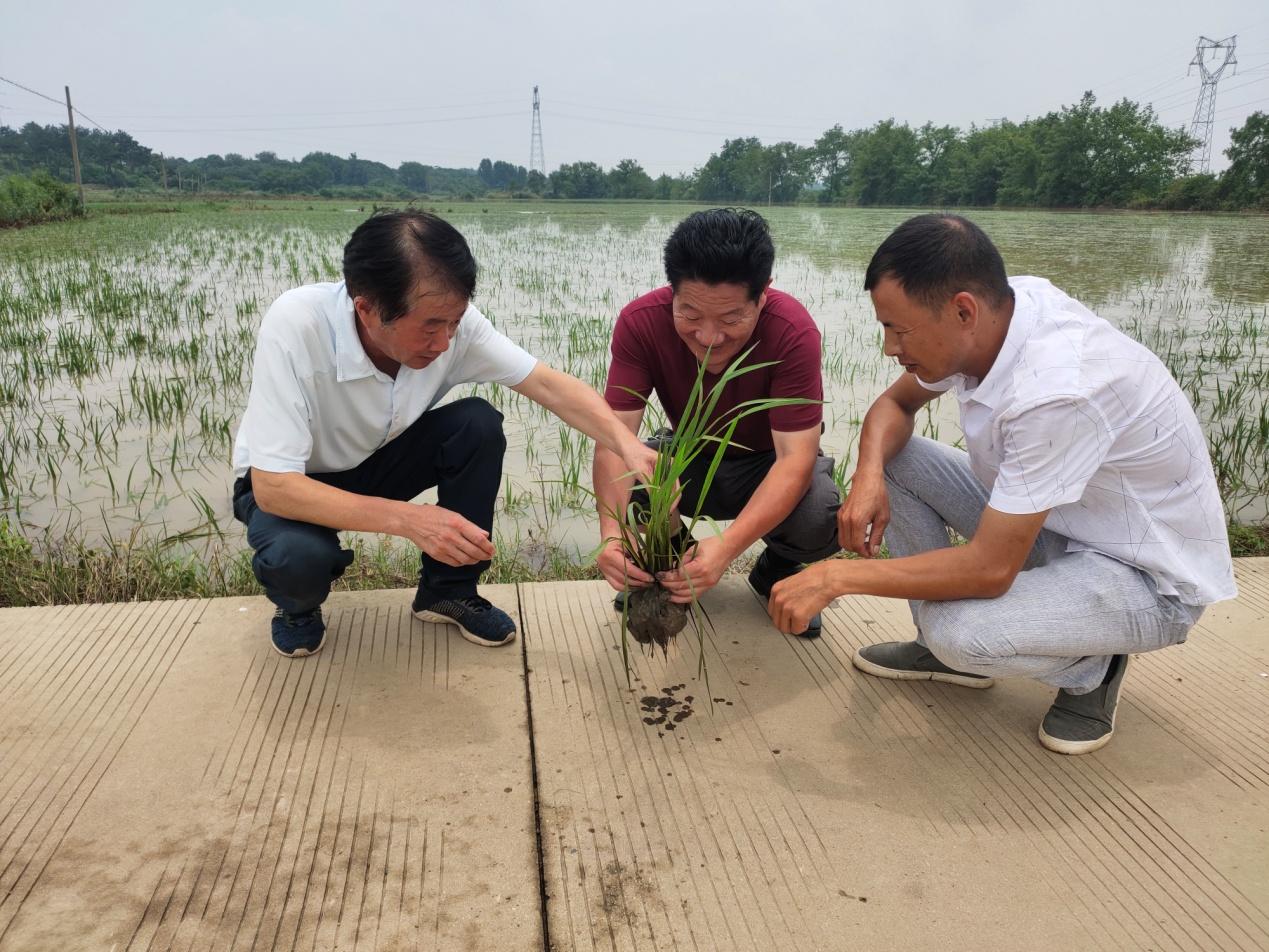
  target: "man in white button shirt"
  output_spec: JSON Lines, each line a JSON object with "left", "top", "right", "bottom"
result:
{"left": 233, "top": 210, "right": 656, "bottom": 658}
{"left": 769, "top": 214, "right": 1236, "bottom": 754}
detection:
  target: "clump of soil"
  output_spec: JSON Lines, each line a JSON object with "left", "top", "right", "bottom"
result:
{"left": 625, "top": 584, "right": 688, "bottom": 649}
{"left": 639, "top": 683, "right": 694, "bottom": 732}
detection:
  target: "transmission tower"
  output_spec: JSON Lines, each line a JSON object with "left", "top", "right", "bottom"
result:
{"left": 1187, "top": 35, "right": 1237, "bottom": 173}
{"left": 529, "top": 85, "right": 546, "bottom": 176}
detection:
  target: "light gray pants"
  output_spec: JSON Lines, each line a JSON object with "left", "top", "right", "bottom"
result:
{"left": 885, "top": 437, "right": 1202, "bottom": 694}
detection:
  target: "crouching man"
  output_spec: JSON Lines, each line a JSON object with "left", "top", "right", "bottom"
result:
{"left": 770, "top": 214, "right": 1236, "bottom": 753}
{"left": 233, "top": 210, "right": 656, "bottom": 657}
{"left": 594, "top": 208, "right": 840, "bottom": 636}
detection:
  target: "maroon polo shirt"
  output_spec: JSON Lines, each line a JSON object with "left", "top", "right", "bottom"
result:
{"left": 604, "top": 286, "right": 823, "bottom": 456}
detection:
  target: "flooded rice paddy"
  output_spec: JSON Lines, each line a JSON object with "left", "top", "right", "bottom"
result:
{"left": 0, "top": 201, "right": 1266, "bottom": 570}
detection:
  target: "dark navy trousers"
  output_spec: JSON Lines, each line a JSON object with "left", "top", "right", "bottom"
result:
{"left": 232, "top": 397, "right": 506, "bottom": 614}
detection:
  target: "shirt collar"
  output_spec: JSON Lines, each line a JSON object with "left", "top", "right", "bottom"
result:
{"left": 958, "top": 282, "right": 1036, "bottom": 409}
{"left": 330, "top": 283, "right": 382, "bottom": 382}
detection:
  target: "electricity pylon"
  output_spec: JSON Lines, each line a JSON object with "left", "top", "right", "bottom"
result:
{"left": 529, "top": 86, "right": 546, "bottom": 176}
{"left": 1188, "top": 35, "right": 1237, "bottom": 174}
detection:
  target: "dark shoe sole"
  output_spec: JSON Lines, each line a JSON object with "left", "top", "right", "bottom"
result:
{"left": 272, "top": 631, "right": 326, "bottom": 659}
{"left": 1038, "top": 657, "right": 1130, "bottom": 755}
{"left": 851, "top": 646, "right": 995, "bottom": 689}
{"left": 413, "top": 608, "right": 517, "bottom": 647}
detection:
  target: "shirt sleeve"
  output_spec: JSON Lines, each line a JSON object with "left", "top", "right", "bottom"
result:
{"left": 603, "top": 311, "right": 653, "bottom": 411}
{"left": 768, "top": 322, "right": 824, "bottom": 432}
{"left": 239, "top": 331, "right": 313, "bottom": 474}
{"left": 450, "top": 306, "right": 538, "bottom": 386}
{"left": 989, "top": 397, "right": 1115, "bottom": 514}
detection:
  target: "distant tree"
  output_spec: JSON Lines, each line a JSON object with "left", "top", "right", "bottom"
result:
{"left": 812, "top": 125, "right": 854, "bottom": 203}
{"left": 848, "top": 120, "right": 923, "bottom": 205}
{"left": 607, "top": 158, "right": 654, "bottom": 199}
{"left": 477, "top": 158, "right": 495, "bottom": 187}
{"left": 1159, "top": 173, "right": 1222, "bottom": 211}
{"left": 398, "top": 161, "right": 430, "bottom": 192}
{"left": 695, "top": 137, "right": 764, "bottom": 201}
{"left": 1222, "top": 111, "right": 1269, "bottom": 209}
{"left": 548, "top": 161, "right": 607, "bottom": 199}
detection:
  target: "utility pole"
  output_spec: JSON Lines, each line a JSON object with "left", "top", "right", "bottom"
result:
{"left": 529, "top": 85, "right": 546, "bottom": 176}
{"left": 1188, "top": 35, "right": 1237, "bottom": 174}
{"left": 64, "top": 85, "right": 85, "bottom": 209}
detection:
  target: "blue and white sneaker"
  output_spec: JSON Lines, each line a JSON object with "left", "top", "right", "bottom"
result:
{"left": 412, "top": 590, "right": 517, "bottom": 647}
{"left": 271, "top": 607, "right": 326, "bottom": 658}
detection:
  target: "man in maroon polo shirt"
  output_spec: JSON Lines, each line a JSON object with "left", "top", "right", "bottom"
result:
{"left": 592, "top": 208, "right": 841, "bottom": 637}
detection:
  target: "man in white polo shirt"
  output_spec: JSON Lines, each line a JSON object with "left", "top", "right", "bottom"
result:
{"left": 769, "top": 214, "right": 1236, "bottom": 754}
{"left": 233, "top": 210, "right": 656, "bottom": 658}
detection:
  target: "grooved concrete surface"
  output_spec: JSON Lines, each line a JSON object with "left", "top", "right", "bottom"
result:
{"left": 1, "top": 562, "right": 1267, "bottom": 951}
{"left": 0, "top": 587, "right": 540, "bottom": 952}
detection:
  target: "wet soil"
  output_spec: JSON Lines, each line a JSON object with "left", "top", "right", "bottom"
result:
{"left": 626, "top": 584, "right": 688, "bottom": 649}
{"left": 639, "top": 683, "right": 695, "bottom": 732}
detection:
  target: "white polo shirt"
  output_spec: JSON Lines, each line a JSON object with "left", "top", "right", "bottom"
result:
{"left": 918, "top": 276, "right": 1236, "bottom": 606}
{"left": 233, "top": 281, "right": 537, "bottom": 478}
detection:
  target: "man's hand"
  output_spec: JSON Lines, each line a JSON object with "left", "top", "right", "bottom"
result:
{"left": 597, "top": 539, "right": 655, "bottom": 593}
{"left": 838, "top": 472, "right": 890, "bottom": 557}
{"left": 621, "top": 442, "right": 661, "bottom": 487}
{"left": 399, "top": 504, "right": 496, "bottom": 567}
{"left": 769, "top": 562, "right": 839, "bottom": 634}
{"left": 659, "top": 535, "right": 732, "bottom": 604}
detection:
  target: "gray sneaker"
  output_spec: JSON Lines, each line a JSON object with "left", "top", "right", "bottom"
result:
{"left": 852, "top": 640, "right": 994, "bottom": 689}
{"left": 1039, "top": 655, "right": 1130, "bottom": 755}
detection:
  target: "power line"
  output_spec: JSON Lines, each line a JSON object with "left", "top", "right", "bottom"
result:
{"left": 0, "top": 74, "right": 107, "bottom": 130}
{"left": 131, "top": 111, "right": 523, "bottom": 134}
{"left": 0, "top": 74, "right": 62, "bottom": 107}
{"left": 1213, "top": 94, "right": 1269, "bottom": 118}
{"left": 552, "top": 98, "right": 841, "bottom": 131}
{"left": 91, "top": 98, "right": 524, "bottom": 121}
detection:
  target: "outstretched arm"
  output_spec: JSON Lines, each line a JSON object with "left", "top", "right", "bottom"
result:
{"left": 512, "top": 363, "right": 658, "bottom": 480}
{"left": 768, "top": 506, "right": 1050, "bottom": 634}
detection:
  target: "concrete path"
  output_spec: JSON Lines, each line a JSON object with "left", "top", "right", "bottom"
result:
{"left": 1, "top": 563, "right": 1266, "bottom": 951}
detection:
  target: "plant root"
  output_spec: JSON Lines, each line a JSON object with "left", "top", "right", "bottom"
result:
{"left": 626, "top": 584, "right": 688, "bottom": 650}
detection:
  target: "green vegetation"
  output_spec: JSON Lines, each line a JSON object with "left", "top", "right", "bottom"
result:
{"left": 0, "top": 518, "right": 601, "bottom": 608}
{"left": 0, "top": 171, "right": 80, "bottom": 226}
{"left": 2, "top": 97, "right": 1266, "bottom": 209}
{"left": 0, "top": 202, "right": 1263, "bottom": 609}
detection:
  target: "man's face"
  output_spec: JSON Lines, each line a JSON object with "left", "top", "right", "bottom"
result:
{"left": 355, "top": 277, "right": 468, "bottom": 371}
{"left": 870, "top": 276, "right": 970, "bottom": 383}
{"left": 671, "top": 280, "right": 767, "bottom": 373}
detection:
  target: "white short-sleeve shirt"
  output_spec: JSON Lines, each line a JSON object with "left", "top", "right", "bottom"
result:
{"left": 233, "top": 281, "right": 537, "bottom": 478}
{"left": 917, "top": 276, "right": 1236, "bottom": 606}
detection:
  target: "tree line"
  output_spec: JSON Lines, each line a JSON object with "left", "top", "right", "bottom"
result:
{"left": 1, "top": 92, "right": 1265, "bottom": 210}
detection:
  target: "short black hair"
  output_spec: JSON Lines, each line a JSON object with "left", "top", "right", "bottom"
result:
{"left": 864, "top": 214, "right": 1013, "bottom": 310}
{"left": 663, "top": 208, "right": 774, "bottom": 301}
{"left": 342, "top": 210, "right": 478, "bottom": 322}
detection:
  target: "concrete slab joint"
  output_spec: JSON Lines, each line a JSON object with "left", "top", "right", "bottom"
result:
{"left": 1, "top": 560, "right": 1267, "bottom": 950}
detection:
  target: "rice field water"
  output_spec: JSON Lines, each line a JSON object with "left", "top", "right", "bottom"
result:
{"left": 0, "top": 202, "right": 1266, "bottom": 598}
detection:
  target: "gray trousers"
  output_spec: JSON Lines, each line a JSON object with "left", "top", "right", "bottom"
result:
{"left": 885, "top": 437, "right": 1202, "bottom": 694}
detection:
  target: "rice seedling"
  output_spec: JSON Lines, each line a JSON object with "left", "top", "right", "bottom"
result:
{"left": 610, "top": 345, "right": 818, "bottom": 686}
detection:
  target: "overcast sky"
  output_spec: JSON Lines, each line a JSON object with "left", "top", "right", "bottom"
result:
{"left": 2, "top": 1, "right": 1266, "bottom": 176}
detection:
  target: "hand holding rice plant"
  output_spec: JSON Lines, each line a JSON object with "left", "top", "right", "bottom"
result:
{"left": 606, "top": 344, "right": 819, "bottom": 664}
